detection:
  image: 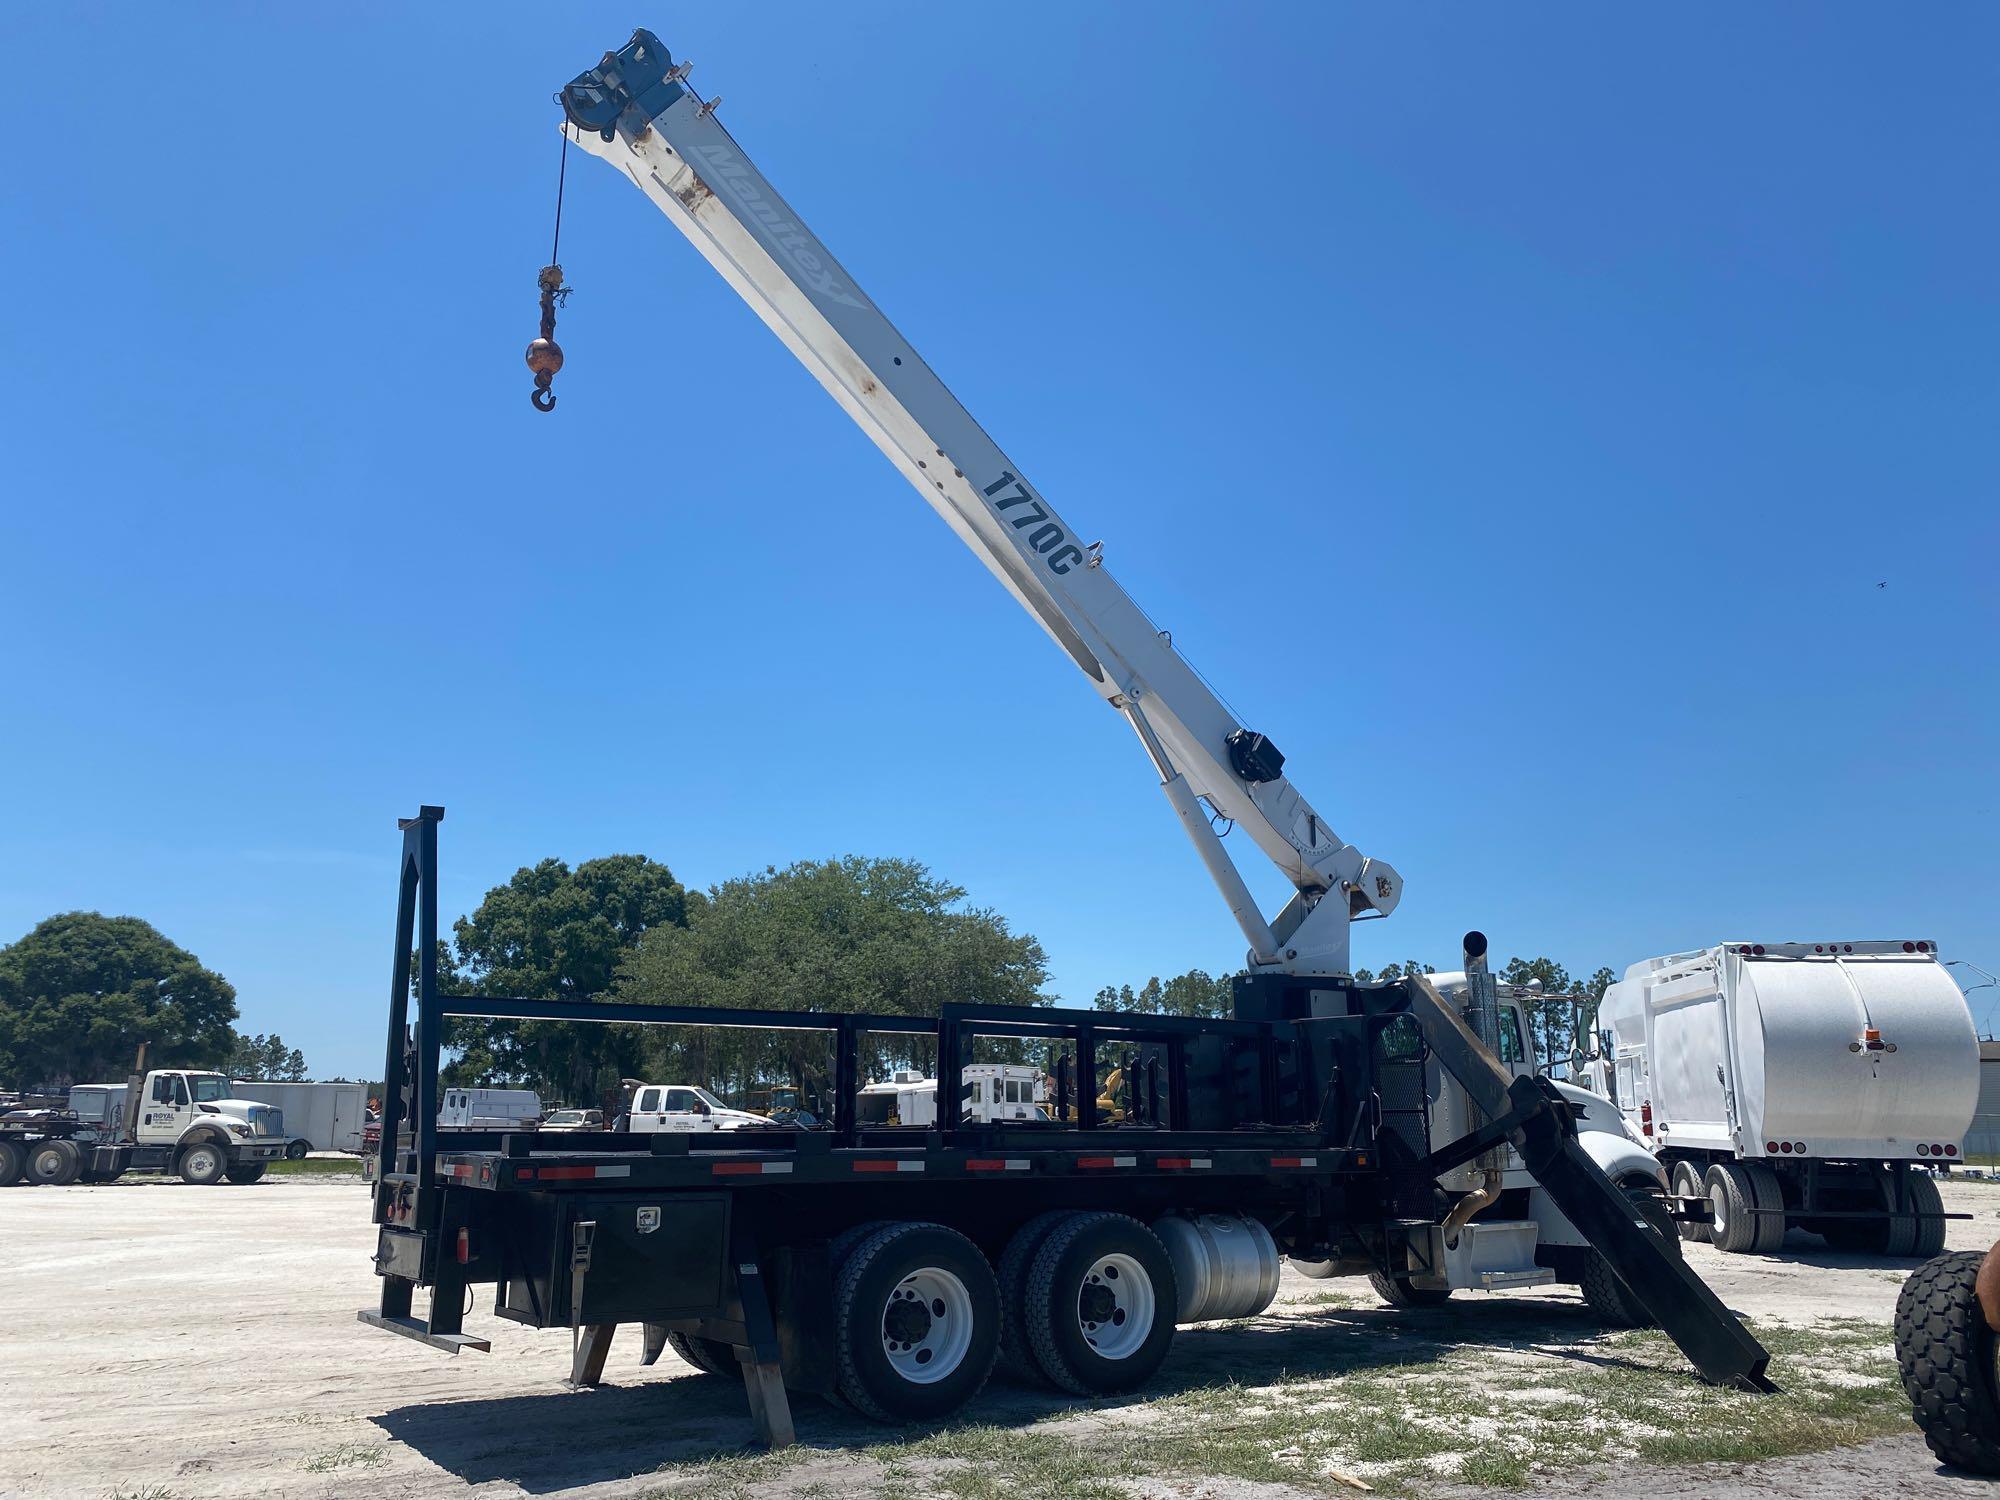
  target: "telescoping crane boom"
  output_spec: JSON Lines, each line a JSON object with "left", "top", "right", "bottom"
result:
{"left": 557, "top": 33, "right": 1399, "bottom": 980}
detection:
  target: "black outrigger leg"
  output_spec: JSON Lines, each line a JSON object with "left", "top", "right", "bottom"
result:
{"left": 730, "top": 1220, "right": 795, "bottom": 1449}
{"left": 1406, "top": 975, "right": 1777, "bottom": 1393}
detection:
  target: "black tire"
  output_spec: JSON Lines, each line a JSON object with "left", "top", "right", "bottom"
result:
{"left": 1705, "top": 1162, "right": 1761, "bottom": 1253}
{"left": 1888, "top": 1173, "right": 1947, "bottom": 1260}
{"left": 1366, "top": 1269, "right": 1452, "bottom": 1309}
{"left": 285, "top": 1139, "right": 310, "bottom": 1161}
{"left": 25, "top": 1138, "right": 82, "bottom": 1187}
{"left": 224, "top": 1164, "right": 267, "bottom": 1185}
{"left": 1670, "top": 1160, "right": 1706, "bottom": 1242}
{"left": 177, "top": 1139, "right": 228, "bottom": 1185}
{"left": 832, "top": 1221, "right": 1000, "bottom": 1422}
{"left": 998, "top": 1211, "right": 1081, "bottom": 1380}
{"left": 1743, "top": 1163, "right": 1787, "bottom": 1253}
{"left": 1579, "top": 1182, "right": 1681, "bottom": 1328}
{"left": 664, "top": 1329, "right": 736, "bottom": 1377}
{"left": 0, "top": 1138, "right": 24, "bottom": 1185}
{"left": 1024, "top": 1211, "right": 1178, "bottom": 1396}
{"left": 1895, "top": 1250, "right": 2000, "bottom": 1474}
{"left": 1288, "top": 1257, "right": 1340, "bottom": 1279}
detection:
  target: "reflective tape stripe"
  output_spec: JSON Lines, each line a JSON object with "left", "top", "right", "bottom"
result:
{"left": 1076, "top": 1155, "right": 1138, "bottom": 1169}
{"left": 524, "top": 1163, "right": 636, "bottom": 1181}
{"left": 1156, "top": 1158, "right": 1212, "bottom": 1170}
{"left": 852, "top": 1159, "right": 925, "bottom": 1173}
{"left": 711, "top": 1160, "right": 794, "bottom": 1176}
{"left": 1270, "top": 1156, "right": 1319, "bottom": 1168}
{"left": 966, "top": 1159, "right": 1031, "bottom": 1172}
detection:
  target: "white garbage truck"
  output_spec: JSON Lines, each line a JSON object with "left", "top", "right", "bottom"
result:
{"left": 1592, "top": 941, "right": 1977, "bottom": 1256}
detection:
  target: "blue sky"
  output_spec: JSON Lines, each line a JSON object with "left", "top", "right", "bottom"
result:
{"left": 4, "top": 6, "right": 1995, "bottom": 1077}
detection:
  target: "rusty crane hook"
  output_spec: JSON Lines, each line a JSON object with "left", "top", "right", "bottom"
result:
{"left": 527, "top": 264, "right": 567, "bottom": 412}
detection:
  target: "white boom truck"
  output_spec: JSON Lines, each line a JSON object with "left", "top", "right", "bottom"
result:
{"left": 1593, "top": 941, "right": 1976, "bottom": 1256}
{"left": 0, "top": 1066, "right": 289, "bottom": 1185}
{"left": 547, "top": 32, "right": 1692, "bottom": 1310}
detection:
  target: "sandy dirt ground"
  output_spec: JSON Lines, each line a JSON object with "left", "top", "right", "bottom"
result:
{"left": 1, "top": 1177, "right": 1995, "bottom": 1500}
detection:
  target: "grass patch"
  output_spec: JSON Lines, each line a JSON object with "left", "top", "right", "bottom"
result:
{"left": 107, "top": 1487, "right": 177, "bottom": 1500}
{"left": 301, "top": 1443, "right": 388, "bottom": 1473}
{"left": 266, "top": 1156, "right": 364, "bottom": 1177}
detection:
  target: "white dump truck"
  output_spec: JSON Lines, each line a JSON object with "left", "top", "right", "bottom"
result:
{"left": 0, "top": 1067, "right": 290, "bottom": 1185}
{"left": 1593, "top": 941, "right": 1977, "bottom": 1255}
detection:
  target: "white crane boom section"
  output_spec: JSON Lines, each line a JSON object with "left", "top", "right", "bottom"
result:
{"left": 559, "top": 32, "right": 1399, "bottom": 975}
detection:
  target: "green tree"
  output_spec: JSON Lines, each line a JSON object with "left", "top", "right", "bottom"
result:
{"left": 614, "top": 856, "right": 1049, "bottom": 1107}
{"left": 228, "top": 1032, "right": 308, "bottom": 1081}
{"left": 1352, "top": 959, "right": 1438, "bottom": 985}
{"left": 0, "top": 913, "right": 238, "bottom": 1087}
{"left": 442, "top": 855, "right": 692, "bottom": 1107}
{"left": 1093, "top": 969, "right": 1234, "bottom": 1018}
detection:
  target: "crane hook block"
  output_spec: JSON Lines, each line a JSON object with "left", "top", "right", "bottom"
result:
{"left": 527, "top": 263, "right": 568, "bottom": 413}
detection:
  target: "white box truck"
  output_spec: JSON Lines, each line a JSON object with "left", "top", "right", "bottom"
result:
{"left": 1592, "top": 941, "right": 1977, "bottom": 1256}
{"left": 232, "top": 1080, "right": 368, "bottom": 1157}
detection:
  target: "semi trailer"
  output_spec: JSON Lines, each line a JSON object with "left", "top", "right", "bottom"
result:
{"left": 1592, "top": 942, "right": 1976, "bottom": 1255}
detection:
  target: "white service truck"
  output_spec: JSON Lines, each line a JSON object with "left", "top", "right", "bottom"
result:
{"left": 0, "top": 1068, "right": 290, "bottom": 1186}
{"left": 1592, "top": 940, "right": 1976, "bottom": 1256}
{"left": 856, "top": 1065, "right": 1049, "bottom": 1127}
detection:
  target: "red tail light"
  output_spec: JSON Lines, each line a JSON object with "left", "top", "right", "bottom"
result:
{"left": 455, "top": 1227, "right": 471, "bottom": 1264}
{"left": 1946, "top": 1144, "right": 1959, "bottom": 1157}
{"left": 1640, "top": 1102, "right": 1654, "bottom": 1136}
{"left": 1766, "top": 1141, "right": 1779, "bottom": 1153}
{"left": 1902, "top": 941, "right": 1916, "bottom": 953}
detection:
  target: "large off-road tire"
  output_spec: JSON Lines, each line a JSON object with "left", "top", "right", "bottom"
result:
{"left": 25, "top": 1138, "right": 82, "bottom": 1187}
{"left": 1895, "top": 1250, "right": 2000, "bottom": 1474}
{"left": 1670, "top": 1160, "right": 1707, "bottom": 1242}
{"left": 1579, "top": 1181, "right": 1681, "bottom": 1327}
{"left": 1023, "top": 1211, "right": 1177, "bottom": 1396}
{"left": 831, "top": 1221, "right": 999, "bottom": 1422}
{"left": 285, "top": 1139, "right": 310, "bottom": 1160}
{"left": 997, "top": 1211, "right": 1082, "bottom": 1380}
{"left": 664, "top": 1329, "right": 736, "bottom": 1377}
{"left": 0, "top": 1138, "right": 25, "bottom": 1185}
{"left": 224, "top": 1164, "right": 267, "bottom": 1185}
{"left": 1366, "top": 1269, "right": 1452, "bottom": 1309}
{"left": 1287, "top": 1257, "right": 1340, "bottom": 1279}
{"left": 1705, "top": 1162, "right": 1764, "bottom": 1253}
{"left": 177, "top": 1139, "right": 228, "bottom": 1185}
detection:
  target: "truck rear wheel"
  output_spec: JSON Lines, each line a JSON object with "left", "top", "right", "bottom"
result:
{"left": 0, "top": 1139, "right": 24, "bottom": 1185}
{"left": 285, "top": 1139, "right": 310, "bottom": 1160}
{"left": 831, "top": 1221, "right": 999, "bottom": 1422}
{"left": 1023, "top": 1211, "right": 1177, "bottom": 1396}
{"left": 664, "top": 1329, "right": 736, "bottom": 1377}
{"left": 1579, "top": 1182, "right": 1680, "bottom": 1327}
{"left": 998, "top": 1211, "right": 1081, "bottom": 1380}
{"left": 177, "top": 1141, "right": 228, "bottom": 1185}
{"left": 25, "top": 1138, "right": 82, "bottom": 1186}
{"left": 1887, "top": 1173, "right": 1946, "bottom": 1259}
{"left": 1670, "top": 1161, "right": 1706, "bottom": 1242}
{"left": 224, "top": 1164, "right": 268, "bottom": 1185}
{"left": 1895, "top": 1250, "right": 2000, "bottom": 1473}
{"left": 1705, "top": 1163, "right": 1766, "bottom": 1254}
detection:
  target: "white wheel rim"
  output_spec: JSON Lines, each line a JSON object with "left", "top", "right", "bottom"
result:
{"left": 1709, "top": 1183, "right": 1728, "bottom": 1234}
{"left": 188, "top": 1147, "right": 218, "bottom": 1175}
{"left": 879, "top": 1267, "right": 973, "bottom": 1384}
{"left": 1077, "top": 1252, "right": 1155, "bottom": 1360}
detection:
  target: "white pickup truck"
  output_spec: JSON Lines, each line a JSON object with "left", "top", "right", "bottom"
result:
{"left": 1591, "top": 941, "right": 1976, "bottom": 1256}
{"left": 625, "top": 1084, "right": 772, "bottom": 1133}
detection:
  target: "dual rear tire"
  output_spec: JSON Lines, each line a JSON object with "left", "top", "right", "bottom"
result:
{"left": 1705, "top": 1161, "right": 1785, "bottom": 1254}
{"left": 823, "top": 1210, "right": 1179, "bottom": 1422}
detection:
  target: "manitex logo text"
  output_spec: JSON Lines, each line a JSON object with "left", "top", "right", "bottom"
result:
{"left": 690, "top": 142, "right": 863, "bottom": 309}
